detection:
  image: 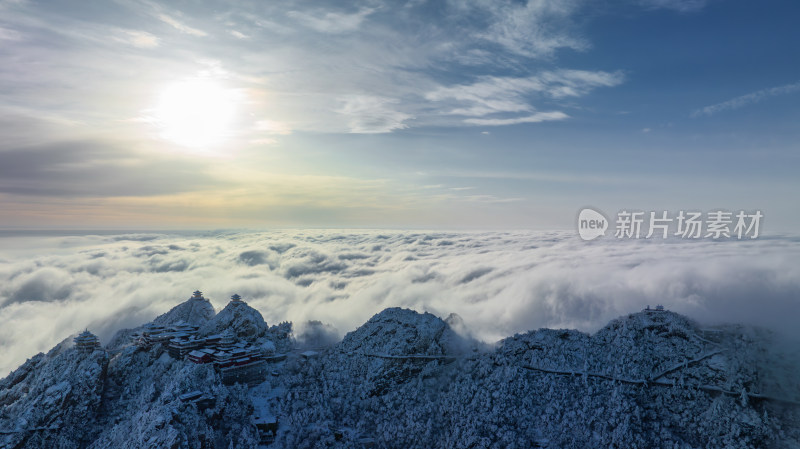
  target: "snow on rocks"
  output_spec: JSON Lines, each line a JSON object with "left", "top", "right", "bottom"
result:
{"left": 1, "top": 300, "right": 798, "bottom": 449}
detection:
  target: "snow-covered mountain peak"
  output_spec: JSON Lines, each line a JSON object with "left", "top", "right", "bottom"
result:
{"left": 152, "top": 290, "right": 215, "bottom": 327}
{"left": 339, "top": 307, "right": 469, "bottom": 356}
{"left": 0, "top": 344, "right": 108, "bottom": 448}
{"left": 594, "top": 307, "right": 703, "bottom": 346}
{"left": 198, "top": 296, "right": 268, "bottom": 341}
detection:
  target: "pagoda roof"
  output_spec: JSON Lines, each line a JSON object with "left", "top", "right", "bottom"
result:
{"left": 74, "top": 330, "right": 98, "bottom": 342}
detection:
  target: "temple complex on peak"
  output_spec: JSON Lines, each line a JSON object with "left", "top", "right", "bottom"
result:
{"left": 131, "top": 290, "right": 271, "bottom": 386}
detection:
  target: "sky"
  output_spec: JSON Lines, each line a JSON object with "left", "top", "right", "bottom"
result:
{"left": 0, "top": 0, "right": 798, "bottom": 229}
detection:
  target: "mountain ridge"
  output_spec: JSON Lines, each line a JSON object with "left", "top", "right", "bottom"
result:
{"left": 1, "top": 296, "right": 798, "bottom": 449}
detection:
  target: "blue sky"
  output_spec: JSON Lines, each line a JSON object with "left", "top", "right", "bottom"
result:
{"left": 0, "top": 0, "right": 797, "bottom": 229}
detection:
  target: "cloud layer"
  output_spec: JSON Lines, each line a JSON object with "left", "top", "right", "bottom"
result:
{"left": 1, "top": 230, "right": 798, "bottom": 376}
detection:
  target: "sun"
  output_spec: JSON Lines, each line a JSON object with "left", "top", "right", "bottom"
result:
{"left": 153, "top": 79, "right": 237, "bottom": 148}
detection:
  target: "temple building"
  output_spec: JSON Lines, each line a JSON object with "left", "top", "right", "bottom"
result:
{"left": 74, "top": 330, "right": 101, "bottom": 354}
{"left": 215, "top": 330, "right": 237, "bottom": 352}
{"left": 187, "top": 348, "right": 215, "bottom": 364}
{"left": 136, "top": 321, "right": 201, "bottom": 349}
{"left": 219, "top": 351, "right": 268, "bottom": 386}
{"left": 178, "top": 390, "right": 215, "bottom": 410}
{"left": 230, "top": 293, "right": 243, "bottom": 303}
{"left": 168, "top": 336, "right": 204, "bottom": 359}
{"left": 191, "top": 290, "right": 206, "bottom": 300}
{"left": 253, "top": 414, "right": 278, "bottom": 444}
{"left": 644, "top": 304, "right": 667, "bottom": 313}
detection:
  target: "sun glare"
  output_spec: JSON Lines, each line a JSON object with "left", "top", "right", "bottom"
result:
{"left": 154, "top": 79, "right": 237, "bottom": 148}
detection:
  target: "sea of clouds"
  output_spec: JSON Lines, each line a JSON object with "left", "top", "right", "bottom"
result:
{"left": 1, "top": 230, "right": 799, "bottom": 376}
